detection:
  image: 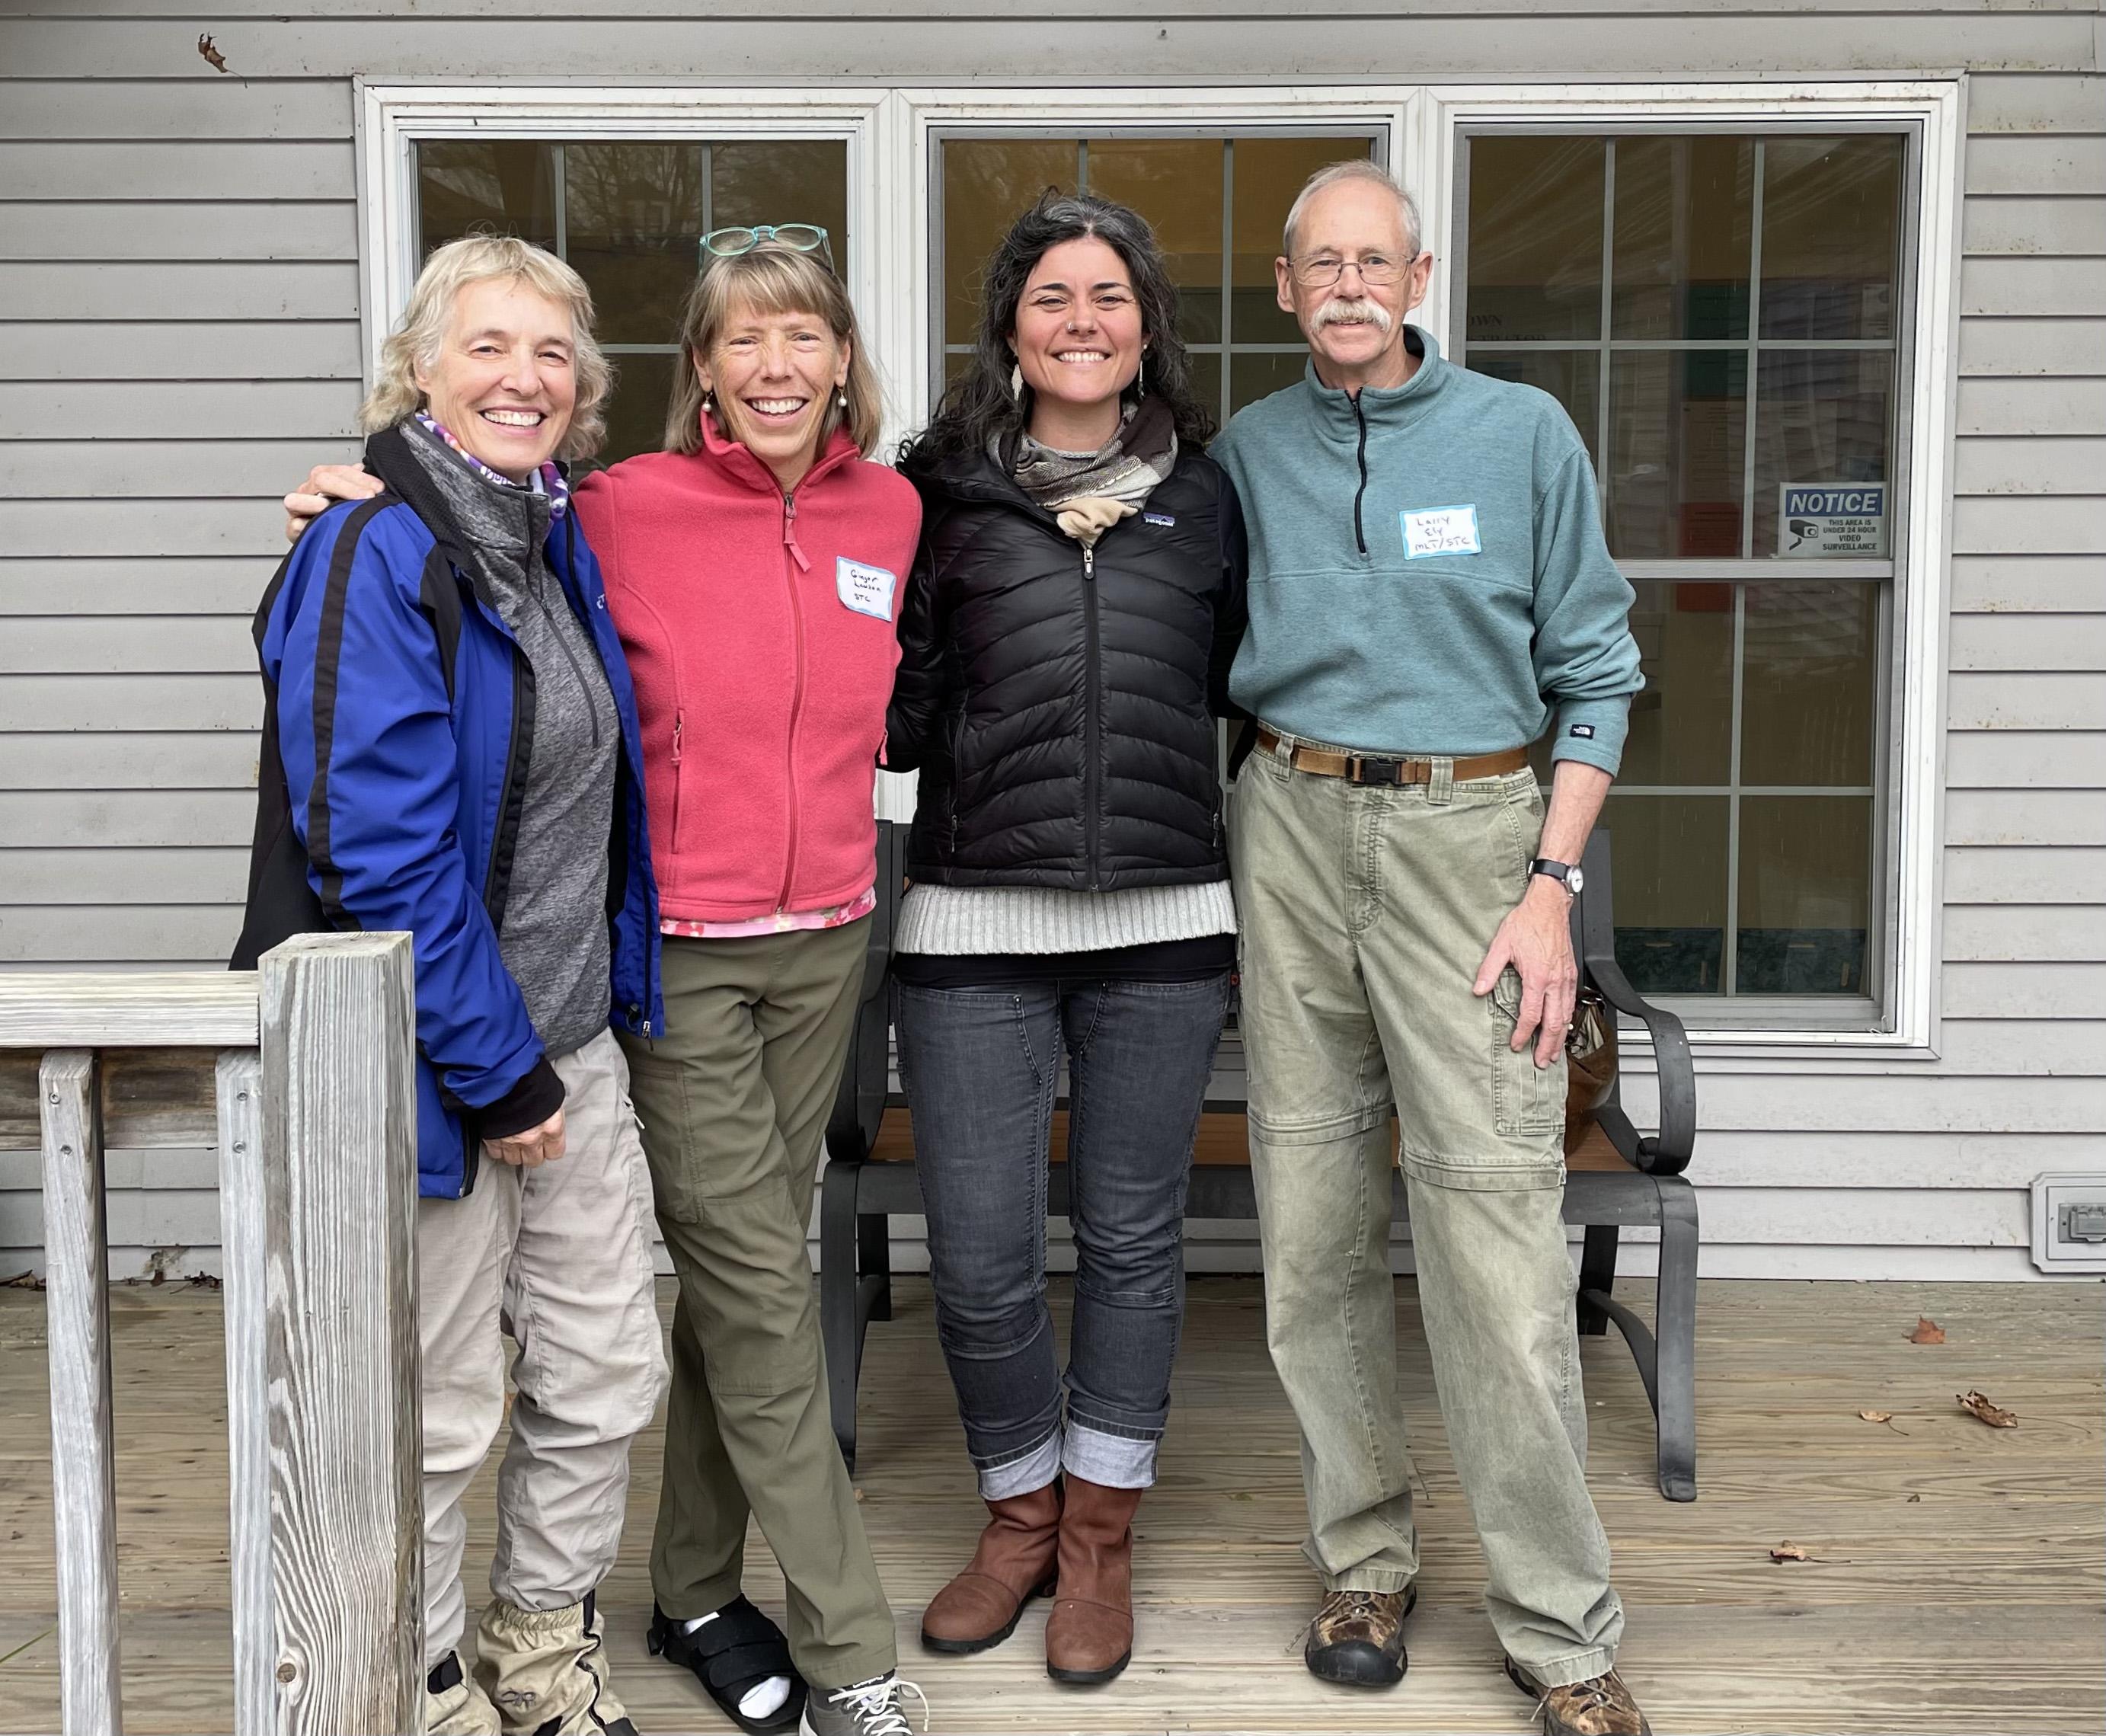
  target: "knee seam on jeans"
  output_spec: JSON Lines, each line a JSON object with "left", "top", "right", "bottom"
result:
{"left": 1069, "top": 1277, "right": 1180, "bottom": 1309}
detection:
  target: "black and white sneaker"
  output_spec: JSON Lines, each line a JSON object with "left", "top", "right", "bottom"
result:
{"left": 797, "top": 1673, "right": 929, "bottom": 1736}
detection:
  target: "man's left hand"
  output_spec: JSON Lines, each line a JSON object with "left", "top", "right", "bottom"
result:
{"left": 1473, "top": 878, "right": 1577, "bottom": 1068}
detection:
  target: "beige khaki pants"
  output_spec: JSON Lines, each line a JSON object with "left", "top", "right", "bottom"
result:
{"left": 418, "top": 1028, "right": 670, "bottom": 1669}
{"left": 1229, "top": 730, "right": 1624, "bottom": 1687}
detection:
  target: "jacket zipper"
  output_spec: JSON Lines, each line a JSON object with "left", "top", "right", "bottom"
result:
{"left": 669, "top": 708, "right": 684, "bottom": 851}
{"left": 778, "top": 491, "right": 807, "bottom": 911}
{"left": 1351, "top": 392, "right": 1370, "bottom": 558}
{"left": 1082, "top": 540, "right": 1102, "bottom": 890}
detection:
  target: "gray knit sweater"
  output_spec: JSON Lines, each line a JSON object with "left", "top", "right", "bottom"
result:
{"left": 401, "top": 423, "right": 617, "bottom": 1057}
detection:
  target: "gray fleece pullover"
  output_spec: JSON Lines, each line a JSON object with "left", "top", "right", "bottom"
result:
{"left": 401, "top": 423, "right": 617, "bottom": 1060}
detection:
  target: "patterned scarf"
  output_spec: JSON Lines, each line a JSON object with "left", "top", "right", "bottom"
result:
{"left": 414, "top": 409, "right": 570, "bottom": 517}
{"left": 1002, "top": 393, "right": 1177, "bottom": 546}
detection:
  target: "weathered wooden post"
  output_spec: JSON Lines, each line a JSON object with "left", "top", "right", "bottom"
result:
{"left": 40, "top": 1049, "right": 123, "bottom": 1736}
{"left": 254, "top": 932, "right": 423, "bottom": 1736}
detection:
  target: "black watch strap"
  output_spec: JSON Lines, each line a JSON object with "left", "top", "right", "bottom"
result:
{"left": 1529, "top": 857, "right": 1578, "bottom": 890}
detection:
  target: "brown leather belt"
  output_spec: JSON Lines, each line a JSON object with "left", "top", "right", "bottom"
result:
{"left": 1256, "top": 727, "right": 1529, "bottom": 787}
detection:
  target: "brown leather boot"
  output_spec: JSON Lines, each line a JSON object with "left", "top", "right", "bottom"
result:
{"left": 920, "top": 1482, "right": 1063, "bottom": 1654}
{"left": 1043, "top": 1475, "right": 1142, "bottom": 1685}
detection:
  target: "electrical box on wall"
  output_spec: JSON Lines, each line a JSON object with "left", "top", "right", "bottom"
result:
{"left": 2031, "top": 1175, "right": 2106, "bottom": 1276}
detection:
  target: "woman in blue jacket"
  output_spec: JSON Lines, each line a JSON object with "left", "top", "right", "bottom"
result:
{"left": 235, "top": 236, "right": 666, "bottom": 1736}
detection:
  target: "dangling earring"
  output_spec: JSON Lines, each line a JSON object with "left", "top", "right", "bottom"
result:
{"left": 837, "top": 388, "right": 848, "bottom": 411}
{"left": 702, "top": 391, "right": 715, "bottom": 417}
{"left": 1010, "top": 363, "right": 1024, "bottom": 402}
{"left": 1136, "top": 354, "right": 1147, "bottom": 400}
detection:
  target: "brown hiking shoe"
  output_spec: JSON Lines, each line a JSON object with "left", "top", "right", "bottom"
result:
{"left": 1504, "top": 1658, "right": 1653, "bottom": 1736}
{"left": 921, "top": 1482, "right": 1063, "bottom": 1655}
{"left": 1302, "top": 1584, "right": 1417, "bottom": 1687}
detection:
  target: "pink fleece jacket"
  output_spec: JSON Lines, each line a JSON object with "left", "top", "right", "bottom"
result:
{"left": 575, "top": 421, "right": 921, "bottom": 924}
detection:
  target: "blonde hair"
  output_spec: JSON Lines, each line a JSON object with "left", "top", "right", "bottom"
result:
{"left": 1283, "top": 160, "right": 1424, "bottom": 260}
{"left": 663, "top": 246, "right": 883, "bottom": 459}
{"left": 360, "top": 235, "right": 612, "bottom": 462}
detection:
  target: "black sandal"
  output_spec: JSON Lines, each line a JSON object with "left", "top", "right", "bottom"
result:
{"left": 647, "top": 1597, "right": 806, "bottom": 1734}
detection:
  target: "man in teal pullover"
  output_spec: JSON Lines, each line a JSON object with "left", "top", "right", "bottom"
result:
{"left": 1213, "top": 161, "right": 1652, "bottom": 1736}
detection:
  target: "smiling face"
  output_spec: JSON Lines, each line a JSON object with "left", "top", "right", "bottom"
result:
{"left": 695, "top": 300, "right": 850, "bottom": 491}
{"left": 1277, "top": 177, "right": 1434, "bottom": 390}
{"left": 413, "top": 276, "right": 577, "bottom": 480}
{"left": 1009, "top": 236, "right": 1146, "bottom": 427}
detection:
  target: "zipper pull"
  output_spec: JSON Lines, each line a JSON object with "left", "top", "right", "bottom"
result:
{"left": 671, "top": 710, "right": 683, "bottom": 765}
{"left": 1082, "top": 544, "right": 1096, "bottom": 580}
{"left": 782, "top": 491, "right": 810, "bottom": 572}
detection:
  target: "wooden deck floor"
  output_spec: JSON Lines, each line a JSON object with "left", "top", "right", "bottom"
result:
{"left": 2, "top": 1275, "right": 2101, "bottom": 1734}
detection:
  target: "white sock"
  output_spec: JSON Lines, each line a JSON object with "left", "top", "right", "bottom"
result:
{"left": 679, "top": 1610, "right": 794, "bottom": 1722}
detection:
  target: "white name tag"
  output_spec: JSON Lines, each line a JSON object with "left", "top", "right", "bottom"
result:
{"left": 836, "top": 557, "right": 898, "bottom": 622}
{"left": 1401, "top": 505, "right": 1481, "bottom": 560}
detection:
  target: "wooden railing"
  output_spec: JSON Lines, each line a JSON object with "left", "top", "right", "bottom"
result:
{"left": 0, "top": 934, "right": 423, "bottom": 1736}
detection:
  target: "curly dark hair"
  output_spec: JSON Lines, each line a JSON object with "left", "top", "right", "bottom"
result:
{"left": 899, "top": 188, "right": 1216, "bottom": 475}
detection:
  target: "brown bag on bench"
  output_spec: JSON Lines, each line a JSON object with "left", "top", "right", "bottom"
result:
{"left": 1564, "top": 985, "right": 1618, "bottom": 1156}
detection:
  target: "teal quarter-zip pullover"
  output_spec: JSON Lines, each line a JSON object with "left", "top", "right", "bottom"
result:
{"left": 1211, "top": 328, "right": 1641, "bottom": 774}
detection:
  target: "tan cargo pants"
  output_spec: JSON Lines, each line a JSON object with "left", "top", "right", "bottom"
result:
{"left": 417, "top": 1028, "right": 670, "bottom": 1670}
{"left": 1229, "top": 728, "right": 1625, "bottom": 1687}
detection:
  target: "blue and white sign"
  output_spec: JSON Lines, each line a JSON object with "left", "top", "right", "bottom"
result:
{"left": 1779, "top": 484, "right": 1887, "bottom": 557}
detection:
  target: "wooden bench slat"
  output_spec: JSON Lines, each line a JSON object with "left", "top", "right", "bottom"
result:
{"left": 864, "top": 1108, "right": 1635, "bottom": 1175}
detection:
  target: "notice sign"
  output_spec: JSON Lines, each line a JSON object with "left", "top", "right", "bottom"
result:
{"left": 1779, "top": 484, "right": 1887, "bottom": 557}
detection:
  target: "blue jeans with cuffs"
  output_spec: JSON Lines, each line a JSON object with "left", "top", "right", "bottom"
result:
{"left": 893, "top": 973, "right": 1232, "bottom": 1498}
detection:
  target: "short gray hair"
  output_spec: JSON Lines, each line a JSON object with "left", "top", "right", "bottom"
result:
{"left": 360, "top": 234, "right": 611, "bottom": 462}
{"left": 1282, "top": 160, "right": 1424, "bottom": 261}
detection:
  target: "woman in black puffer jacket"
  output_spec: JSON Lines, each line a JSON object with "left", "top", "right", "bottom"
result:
{"left": 884, "top": 190, "right": 1245, "bottom": 1688}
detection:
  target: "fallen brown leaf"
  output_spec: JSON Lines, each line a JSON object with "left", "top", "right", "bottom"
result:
{"left": 197, "top": 34, "right": 230, "bottom": 74}
{"left": 1957, "top": 1390, "right": 2017, "bottom": 1429}
{"left": 1769, "top": 1542, "right": 1810, "bottom": 1562}
{"left": 1907, "top": 1316, "right": 1945, "bottom": 1344}
{"left": 2, "top": 1271, "right": 43, "bottom": 1290}
{"left": 1858, "top": 1408, "right": 1911, "bottom": 1435}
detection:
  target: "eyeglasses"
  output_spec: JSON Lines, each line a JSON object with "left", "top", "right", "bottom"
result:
{"left": 700, "top": 224, "right": 835, "bottom": 268}
{"left": 1289, "top": 251, "right": 1420, "bottom": 288}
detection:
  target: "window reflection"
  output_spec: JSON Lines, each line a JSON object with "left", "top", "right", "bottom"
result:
{"left": 418, "top": 141, "right": 557, "bottom": 254}
{"left": 1462, "top": 127, "right": 1906, "bottom": 1005}
{"left": 1612, "top": 136, "right": 1753, "bottom": 340}
{"left": 1760, "top": 136, "right": 1904, "bottom": 340}
{"left": 1607, "top": 350, "right": 1746, "bottom": 558}
{"left": 1465, "top": 136, "right": 1604, "bottom": 342}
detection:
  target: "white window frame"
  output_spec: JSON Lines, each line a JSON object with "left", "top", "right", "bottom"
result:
{"left": 355, "top": 78, "right": 1961, "bottom": 1060}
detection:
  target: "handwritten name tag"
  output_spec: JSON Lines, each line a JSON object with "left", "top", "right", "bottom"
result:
{"left": 836, "top": 557, "right": 898, "bottom": 622}
{"left": 1400, "top": 505, "right": 1481, "bottom": 561}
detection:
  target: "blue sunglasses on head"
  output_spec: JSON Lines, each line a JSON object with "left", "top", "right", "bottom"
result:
{"left": 699, "top": 224, "right": 835, "bottom": 270}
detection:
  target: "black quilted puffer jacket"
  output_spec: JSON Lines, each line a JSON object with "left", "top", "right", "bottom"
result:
{"left": 885, "top": 445, "right": 1247, "bottom": 890}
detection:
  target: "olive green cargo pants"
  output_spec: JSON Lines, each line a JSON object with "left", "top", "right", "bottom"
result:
{"left": 620, "top": 918, "right": 897, "bottom": 1693}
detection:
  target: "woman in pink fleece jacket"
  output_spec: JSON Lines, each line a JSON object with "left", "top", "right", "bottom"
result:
{"left": 577, "top": 243, "right": 924, "bottom": 1736}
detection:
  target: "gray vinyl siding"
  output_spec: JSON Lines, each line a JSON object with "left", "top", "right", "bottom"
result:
{"left": 0, "top": 9, "right": 2100, "bottom": 1280}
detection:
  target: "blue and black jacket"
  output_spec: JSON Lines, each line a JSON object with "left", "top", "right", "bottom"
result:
{"left": 233, "top": 424, "right": 663, "bottom": 1197}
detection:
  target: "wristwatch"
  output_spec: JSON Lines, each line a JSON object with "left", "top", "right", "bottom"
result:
{"left": 1528, "top": 857, "right": 1584, "bottom": 897}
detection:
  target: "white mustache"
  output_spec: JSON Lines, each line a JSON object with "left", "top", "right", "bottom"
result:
{"left": 1313, "top": 297, "right": 1394, "bottom": 333}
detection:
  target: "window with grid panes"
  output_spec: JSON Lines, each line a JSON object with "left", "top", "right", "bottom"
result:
{"left": 933, "top": 133, "right": 1384, "bottom": 422}
{"left": 416, "top": 139, "right": 849, "bottom": 467}
{"left": 1456, "top": 131, "right": 1910, "bottom": 1016}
